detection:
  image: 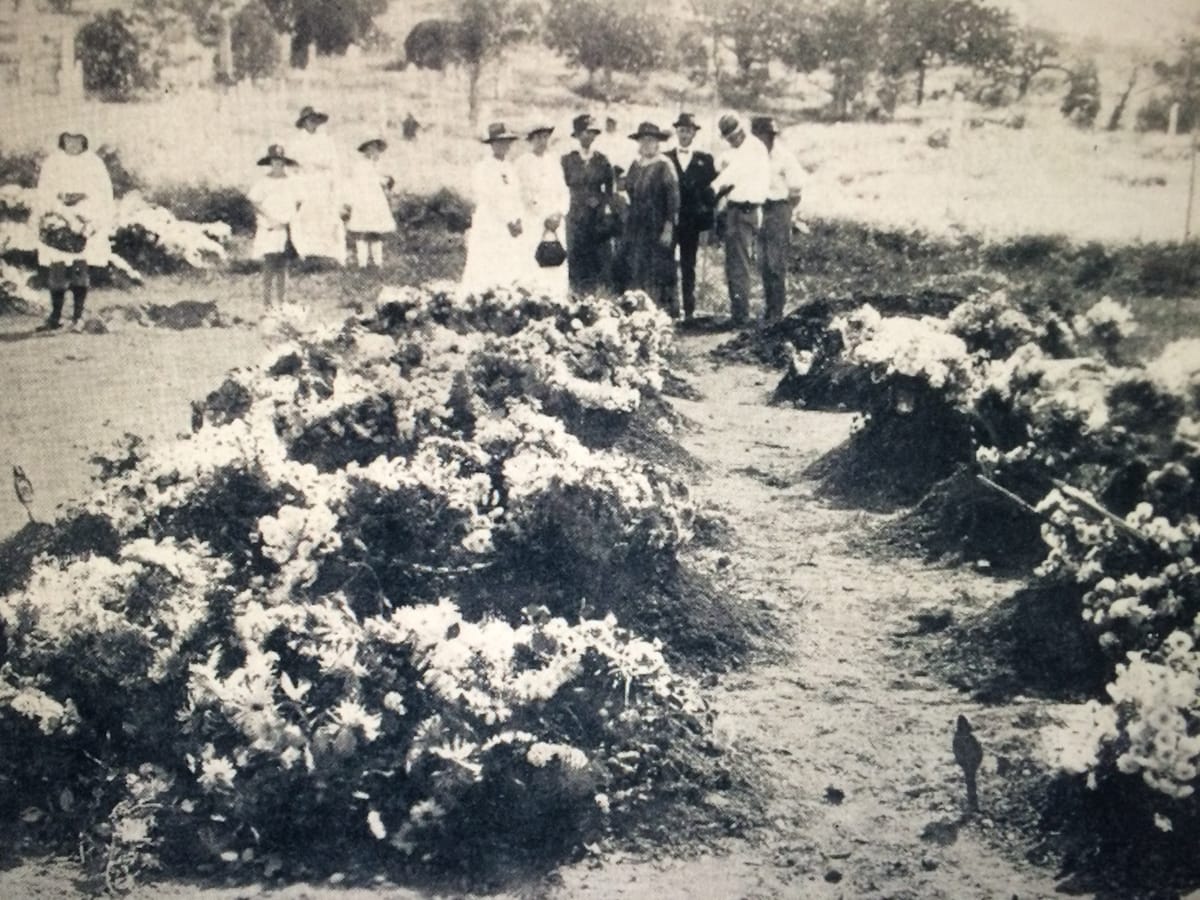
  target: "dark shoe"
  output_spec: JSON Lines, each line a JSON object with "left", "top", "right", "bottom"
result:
{"left": 35, "top": 320, "right": 62, "bottom": 333}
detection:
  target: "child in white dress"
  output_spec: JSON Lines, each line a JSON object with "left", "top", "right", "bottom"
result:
{"left": 345, "top": 138, "right": 397, "bottom": 268}
{"left": 248, "top": 144, "right": 302, "bottom": 306}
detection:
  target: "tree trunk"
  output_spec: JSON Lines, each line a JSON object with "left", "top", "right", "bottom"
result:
{"left": 1016, "top": 69, "right": 1030, "bottom": 99}
{"left": 1106, "top": 66, "right": 1139, "bottom": 131}
{"left": 217, "top": 11, "right": 234, "bottom": 84}
{"left": 916, "top": 62, "right": 926, "bottom": 106}
{"left": 467, "top": 61, "right": 481, "bottom": 124}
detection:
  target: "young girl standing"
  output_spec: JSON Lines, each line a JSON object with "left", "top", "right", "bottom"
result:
{"left": 248, "top": 144, "right": 301, "bottom": 306}
{"left": 345, "top": 138, "right": 396, "bottom": 268}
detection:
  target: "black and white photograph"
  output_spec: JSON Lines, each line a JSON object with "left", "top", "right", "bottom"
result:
{"left": 0, "top": 0, "right": 1198, "bottom": 896}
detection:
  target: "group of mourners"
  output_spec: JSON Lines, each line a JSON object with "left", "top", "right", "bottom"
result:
{"left": 31, "top": 103, "right": 804, "bottom": 333}
{"left": 463, "top": 110, "right": 804, "bottom": 326}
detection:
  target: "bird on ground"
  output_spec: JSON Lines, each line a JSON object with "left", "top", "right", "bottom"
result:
{"left": 952, "top": 714, "right": 984, "bottom": 813}
{"left": 12, "top": 465, "right": 36, "bottom": 524}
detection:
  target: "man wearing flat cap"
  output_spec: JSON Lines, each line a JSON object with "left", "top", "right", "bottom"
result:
{"left": 752, "top": 115, "right": 804, "bottom": 322}
{"left": 711, "top": 113, "right": 769, "bottom": 326}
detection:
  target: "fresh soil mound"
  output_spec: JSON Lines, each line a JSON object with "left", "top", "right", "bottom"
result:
{"left": 873, "top": 468, "right": 1046, "bottom": 571}
{"left": 96, "top": 299, "right": 231, "bottom": 331}
{"left": 930, "top": 584, "right": 1109, "bottom": 704}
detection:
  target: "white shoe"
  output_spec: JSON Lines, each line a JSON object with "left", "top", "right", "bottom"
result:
{"left": 69, "top": 319, "right": 85, "bottom": 333}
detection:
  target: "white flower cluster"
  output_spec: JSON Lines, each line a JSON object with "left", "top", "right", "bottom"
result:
{"left": 945, "top": 290, "right": 1039, "bottom": 357}
{"left": 113, "top": 191, "right": 232, "bottom": 268}
{"left": 1077, "top": 295, "right": 1137, "bottom": 342}
{"left": 831, "top": 303, "right": 980, "bottom": 405}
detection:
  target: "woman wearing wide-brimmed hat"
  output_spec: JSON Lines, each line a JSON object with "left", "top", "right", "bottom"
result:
{"left": 561, "top": 113, "right": 614, "bottom": 294}
{"left": 461, "top": 122, "right": 526, "bottom": 294}
{"left": 620, "top": 121, "right": 681, "bottom": 314}
{"left": 289, "top": 105, "right": 347, "bottom": 265}
{"left": 34, "top": 129, "right": 115, "bottom": 333}
{"left": 516, "top": 122, "right": 569, "bottom": 296}
{"left": 345, "top": 137, "right": 397, "bottom": 269}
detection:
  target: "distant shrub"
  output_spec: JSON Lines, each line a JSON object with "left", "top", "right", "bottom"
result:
{"left": 1133, "top": 243, "right": 1200, "bottom": 297}
{"left": 1061, "top": 60, "right": 1100, "bottom": 128}
{"left": 0, "top": 151, "right": 43, "bottom": 189}
{"left": 232, "top": 1, "right": 280, "bottom": 81}
{"left": 391, "top": 187, "right": 472, "bottom": 233}
{"left": 76, "top": 10, "right": 154, "bottom": 101}
{"left": 95, "top": 145, "right": 141, "bottom": 197}
{"left": 984, "top": 234, "right": 1071, "bottom": 269}
{"left": 148, "top": 183, "right": 256, "bottom": 236}
{"left": 1073, "top": 242, "right": 1117, "bottom": 289}
{"left": 1136, "top": 95, "right": 1200, "bottom": 134}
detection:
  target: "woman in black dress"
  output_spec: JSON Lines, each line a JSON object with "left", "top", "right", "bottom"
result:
{"left": 621, "top": 122, "right": 680, "bottom": 315}
{"left": 561, "top": 114, "right": 614, "bottom": 294}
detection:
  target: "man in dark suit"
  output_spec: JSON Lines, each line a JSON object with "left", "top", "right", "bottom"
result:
{"left": 666, "top": 112, "right": 717, "bottom": 323}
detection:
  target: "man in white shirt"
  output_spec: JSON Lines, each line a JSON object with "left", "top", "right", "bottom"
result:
{"left": 711, "top": 114, "right": 769, "bottom": 326}
{"left": 751, "top": 116, "right": 804, "bottom": 322}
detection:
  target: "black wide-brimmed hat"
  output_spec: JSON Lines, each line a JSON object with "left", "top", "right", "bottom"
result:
{"left": 526, "top": 123, "right": 554, "bottom": 139}
{"left": 257, "top": 143, "right": 298, "bottom": 166}
{"left": 572, "top": 113, "right": 601, "bottom": 136}
{"left": 481, "top": 122, "right": 520, "bottom": 143}
{"left": 673, "top": 112, "right": 701, "bottom": 130}
{"left": 358, "top": 137, "right": 388, "bottom": 153}
{"left": 751, "top": 115, "right": 781, "bottom": 136}
{"left": 295, "top": 105, "right": 329, "bottom": 127}
{"left": 628, "top": 121, "right": 669, "bottom": 141}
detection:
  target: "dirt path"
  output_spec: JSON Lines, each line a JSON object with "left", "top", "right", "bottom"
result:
{"left": 548, "top": 334, "right": 1069, "bottom": 899}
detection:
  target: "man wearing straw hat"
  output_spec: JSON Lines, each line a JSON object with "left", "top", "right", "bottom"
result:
{"left": 751, "top": 115, "right": 804, "bottom": 322}
{"left": 666, "top": 112, "right": 717, "bottom": 323}
{"left": 461, "top": 123, "right": 525, "bottom": 294}
{"left": 711, "top": 113, "right": 768, "bottom": 327}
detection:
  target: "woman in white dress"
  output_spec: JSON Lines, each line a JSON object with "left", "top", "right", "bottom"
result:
{"left": 460, "top": 123, "right": 525, "bottom": 295}
{"left": 516, "top": 123, "right": 569, "bottom": 297}
{"left": 345, "top": 138, "right": 396, "bottom": 269}
{"left": 289, "top": 106, "right": 347, "bottom": 265}
{"left": 34, "top": 129, "right": 114, "bottom": 332}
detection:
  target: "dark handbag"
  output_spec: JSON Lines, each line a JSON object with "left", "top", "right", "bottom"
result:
{"left": 535, "top": 228, "right": 567, "bottom": 268}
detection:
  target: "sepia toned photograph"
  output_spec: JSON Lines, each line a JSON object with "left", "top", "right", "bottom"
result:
{"left": 0, "top": 0, "right": 1198, "bottom": 897}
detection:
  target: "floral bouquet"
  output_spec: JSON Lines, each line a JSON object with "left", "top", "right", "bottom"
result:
{"left": 37, "top": 209, "right": 90, "bottom": 254}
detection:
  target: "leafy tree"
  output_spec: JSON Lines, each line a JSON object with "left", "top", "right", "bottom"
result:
{"left": 1061, "top": 58, "right": 1100, "bottom": 127}
{"left": 261, "top": 0, "right": 386, "bottom": 65}
{"left": 458, "top": 0, "right": 527, "bottom": 124}
{"left": 1138, "top": 37, "right": 1200, "bottom": 133}
{"left": 76, "top": 9, "right": 154, "bottom": 100}
{"left": 881, "top": 0, "right": 1014, "bottom": 105}
{"left": 807, "top": 0, "right": 883, "bottom": 120}
{"left": 543, "top": 0, "right": 667, "bottom": 98}
{"left": 232, "top": 1, "right": 281, "bottom": 80}
{"left": 1007, "top": 27, "right": 1066, "bottom": 98}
